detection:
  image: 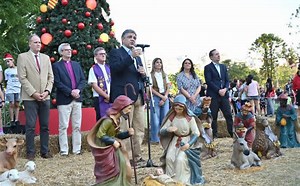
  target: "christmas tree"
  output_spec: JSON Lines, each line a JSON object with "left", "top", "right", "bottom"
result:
{"left": 35, "top": 0, "right": 119, "bottom": 107}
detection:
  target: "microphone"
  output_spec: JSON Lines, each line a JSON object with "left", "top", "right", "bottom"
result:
{"left": 136, "top": 44, "right": 150, "bottom": 48}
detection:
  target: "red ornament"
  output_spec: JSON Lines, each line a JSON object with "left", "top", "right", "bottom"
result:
{"left": 64, "top": 30, "right": 72, "bottom": 37}
{"left": 85, "top": 11, "right": 91, "bottom": 17}
{"left": 110, "top": 20, "right": 115, "bottom": 26}
{"left": 61, "top": 0, "right": 68, "bottom": 6}
{"left": 86, "top": 44, "right": 92, "bottom": 49}
{"left": 41, "top": 44, "right": 45, "bottom": 51}
{"left": 50, "top": 57, "right": 56, "bottom": 63}
{"left": 41, "top": 28, "right": 47, "bottom": 33}
{"left": 86, "top": 0, "right": 97, "bottom": 10}
{"left": 62, "top": 18, "right": 67, "bottom": 24}
{"left": 36, "top": 16, "right": 42, "bottom": 23}
{"left": 51, "top": 98, "right": 57, "bottom": 105}
{"left": 109, "top": 31, "right": 115, "bottom": 37}
{"left": 98, "top": 38, "right": 103, "bottom": 43}
{"left": 97, "top": 23, "right": 103, "bottom": 30}
{"left": 72, "top": 49, "right": 78, "bottom": 55}
{"left": 41, "top": 33, "right": 53, "bottom": 45}
{"left": 77, "top": 22, "right": 85, "bottom": 30}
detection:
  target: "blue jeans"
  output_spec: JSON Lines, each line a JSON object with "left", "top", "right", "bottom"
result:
{"left": 267, "top": 98, "right": 274, "bottom": 115}
{"left": 150, "top": 95, "right": 169, "bottom": 142}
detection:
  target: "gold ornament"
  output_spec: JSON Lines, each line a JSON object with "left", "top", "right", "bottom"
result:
{"left": 40, "top": 4, "right": 48, "bottom": 13}
{"left": 99, "top": 33, "right": 109, "bottom": 42}
{"left": 48, "top": 0, "right": 58, "bottom": 9}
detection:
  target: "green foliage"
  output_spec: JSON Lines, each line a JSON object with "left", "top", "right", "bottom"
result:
{"left": 250, "top": 33, "right": 286, "bottom": 80}
{"left": 34, "top": 0, "right": 120, "bottom": 107}
{"left": 223, "top": 59, "right": 259, "bottom": 82}
{"left": 282, "top": 46, "right": 299, "bottom": 66}
{"left": 168, "top": 73, "right": 178, "bottom": 95}
{"left": 1, "top": 103, "right": 11, "bottom": 126}
{"left": 274, "top": 65, "right": 295, "bottom": 88}
{"left": 0, "top": 0, "right": 39, "bottom": 67}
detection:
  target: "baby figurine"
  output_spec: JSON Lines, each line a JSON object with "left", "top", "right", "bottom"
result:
{"left": 145, "top": 168, "right": 184, "bottom": 186}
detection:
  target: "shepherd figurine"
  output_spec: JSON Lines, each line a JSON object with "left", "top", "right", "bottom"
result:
{"left": 87, "top": 95, "right": 135, "bottom": 186}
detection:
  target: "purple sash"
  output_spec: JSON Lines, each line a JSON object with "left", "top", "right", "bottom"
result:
{"left": 93, "top": 64, "right": 111, "bottom": 117}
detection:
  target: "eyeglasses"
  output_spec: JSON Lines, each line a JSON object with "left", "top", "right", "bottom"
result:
{"left": 62, "top": 49, "right": 72, "bottom": 51}
{"left": 97, "top": 53, "right": 106, "bottom": 56}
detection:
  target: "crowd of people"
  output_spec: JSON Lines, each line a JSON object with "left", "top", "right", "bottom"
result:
{"left": 1, "top": 29, "right": 300, "bottom": 185}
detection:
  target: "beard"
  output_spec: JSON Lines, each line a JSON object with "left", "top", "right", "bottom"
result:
{"left": 121, "top": 111, "right": 130, "bottom": 120}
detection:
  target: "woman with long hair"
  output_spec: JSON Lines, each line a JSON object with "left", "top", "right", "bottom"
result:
{"left": 245, "top": 74, "right": 261, "bottom": 115}
{"left": 149, "top": 58, "right": 170, "bottom": 143}
{"left": 176, "top": 58, "right": 201, "bottom": 113}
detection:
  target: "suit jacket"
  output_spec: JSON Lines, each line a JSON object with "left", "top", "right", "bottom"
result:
{"left": 17, "top": 51, "right": 54, "bottom": 100}
{"left": 109, "top": 47, "right": 145, "bottom": 104}
{"left": 52, "top": 60, "right": 86, "bottom": 105}
{"left": 204, "top": 62, "right": 230, "bottom": 99}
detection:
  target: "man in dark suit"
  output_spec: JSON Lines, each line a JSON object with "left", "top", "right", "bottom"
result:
{"left": 52, "top": 43, "right": 86, "bottom": 156}
{"left": 204, "top": 49, "right": 233, "bottom": 138}
{"left": 17, "top": 34, "right": 54, "bottom": 160}
{"left": 109, "top": 29, "right": 146, "bottom": 163}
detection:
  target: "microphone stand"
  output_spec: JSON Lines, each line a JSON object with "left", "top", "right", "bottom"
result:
{"left": 138, "top": 45, "right": 158, "bottom": 168}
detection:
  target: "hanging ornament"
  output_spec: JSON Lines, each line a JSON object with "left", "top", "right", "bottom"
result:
{"left": 62, "top": 18, "right": 67, "bottom": 24}
{"left": 85, "top": 12, "right": 91, "bottom": 17}
{"left": 99, "top": 33, "right": 109, "bottom": 42}
{"left": 72, "top": 49, "right": 78, "bottom": 55}
{"left": 61, "top": 0, "right": 68, "bottom": 6}
{"left": 110, "top": 20, "right": 115, "bottom": 26}
{"left": 40, "top": 4, "right": 48, "bottom": 13}
{"left": 41, "top": 44, "right": 45, "bottom": 51}
{"left": 98, "top": 38, "right": 103, "bottom": 44}
{"left": 77, "top": 22, "right": 85, "bottom": 30}
{"left": 64, "top": 30, "right": 72, "bottom": 37}
{"left": 86, "top": 44, "right": 92, "bottom": 49}
{"left": 51, "top": 98, "right": 57, "bottom": 105}
{"left": 50, "top": 57, "right": 56, "bottom": 63}
{"left": 41, "top": 28, "right": 47, "bottom": 33}
{"left": 109, "top": 31, "right": 115, "bottom": 37}
{"left": 48, "top": 0, "right": 58, "bottom": 9}
{"left": 97, "top": 23, "right": 103, "bottom": 30}
{"left": 86, "top": 0, "right": 97, "bottom": 10}
{"left": 41, "top": 33, "right": 53, "bottom": 45}
{"left": 36, "top": 16, "right": 42, "bottom": 23}
{"left": 111, "top": 25, "right": 115, "bottom": 32}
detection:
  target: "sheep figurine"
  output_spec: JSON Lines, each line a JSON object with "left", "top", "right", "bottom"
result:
{"left": 0, "top": 169, "right": 19, "bottom": 186}
{"left": 19, "top": 161, "right": 37, "bottom": 184}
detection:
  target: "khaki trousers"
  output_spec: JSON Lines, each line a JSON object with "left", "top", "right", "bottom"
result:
{"left": 120, "top": 94, "right": 145, "bottom": 159}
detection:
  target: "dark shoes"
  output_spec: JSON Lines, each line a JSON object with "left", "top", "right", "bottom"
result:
{"left": 130, "top": 157, "right": 146, "bottom": 166}
{"left": 27, "top": 154, "right": 35, "bottom": 161}
{"left": 41, "top": 153, "right": 53, "bottom": 159}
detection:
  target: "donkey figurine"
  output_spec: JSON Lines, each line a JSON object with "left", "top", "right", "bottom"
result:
{"left": 231, "top": 132, "right": 261, "bottom": 169}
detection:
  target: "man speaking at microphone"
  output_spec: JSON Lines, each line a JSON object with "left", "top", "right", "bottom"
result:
{"left": 109, "top": 29, "right": 146, "bottom": 164}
